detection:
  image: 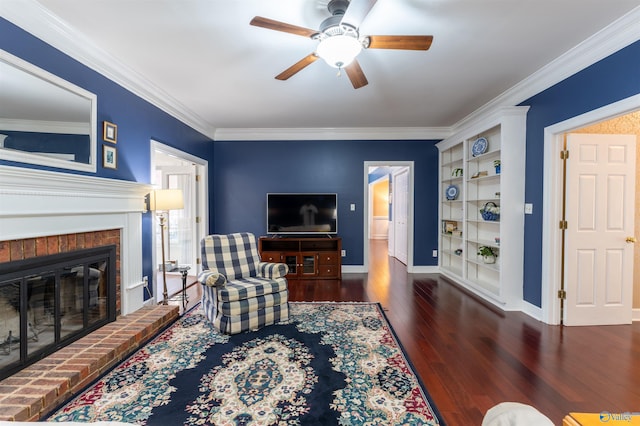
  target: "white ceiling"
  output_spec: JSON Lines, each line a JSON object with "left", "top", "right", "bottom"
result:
{"left": 3, "top": 0, "right": 640, "bottom": 140}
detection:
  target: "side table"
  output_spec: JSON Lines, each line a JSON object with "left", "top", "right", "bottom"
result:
{"left": 168, "top": 266, "right": 190, "bottom": 312}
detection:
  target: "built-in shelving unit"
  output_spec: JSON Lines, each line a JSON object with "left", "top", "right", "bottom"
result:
{"left": 436, "top": 106, "right": 529, "bottom": 309}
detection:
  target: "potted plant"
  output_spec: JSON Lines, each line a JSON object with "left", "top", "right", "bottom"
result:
{"left": 477, "top": 246, "right": 497, "bottom": 264}
{"left": 493, "top": 159, "right": 501, "bottom": 174}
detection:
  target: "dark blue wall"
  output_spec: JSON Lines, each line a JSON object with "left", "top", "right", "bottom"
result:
{"left": 213, "top": 140, "right": 440, "bottom": 266}
{"left": 1, "top": 18, "right": 215, "bottom": 299}
{"left": 520, "top": 40, "right": 640, "bottom": 307}
{"left": 3, "top": 15, "right": 639, "bottom": 306}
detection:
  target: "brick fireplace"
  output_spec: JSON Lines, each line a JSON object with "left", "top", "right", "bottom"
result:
{"left": 0, "top": 165, "right": 151, "bottom": 315}
{"left": 0, "top": 165, "right": 181, "bottom": 420}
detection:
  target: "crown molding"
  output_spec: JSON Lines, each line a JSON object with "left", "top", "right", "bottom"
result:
{"left": 213, "top": 127, "right": 452, "bottom": 141}
{"left": 3, "top": 1, "right": 638, "bottom": 142}
{"left": 1, "top": 0, "right": 217, "bottom": 140}
{"left": 453, "top": 6, "right": 640, "bottom": 131}
{"left": 212, "top": 6, "right": 640, "bottom": 140}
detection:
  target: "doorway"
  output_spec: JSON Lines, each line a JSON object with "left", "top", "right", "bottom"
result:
{"left": 541, "top": 95, "right": 640, "bottom": 325}
{"left": 364, "top": 161, "right": 414, "bottom": 273}
{"left": 150, "top": 141, "right": 208, "bottom": 303}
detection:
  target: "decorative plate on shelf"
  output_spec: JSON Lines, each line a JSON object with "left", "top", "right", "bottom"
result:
{"left": 446, "top": 184, "right": 459, "bottom": 200}
{"left": 471, "top": 137, "right": 488, "bottom": 157}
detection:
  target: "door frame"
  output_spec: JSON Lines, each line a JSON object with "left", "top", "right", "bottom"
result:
{"left": 150, "top": 140, "right": 209, "bottom": 303}
{"left": 541, "top": 93, "right": 640, "bottom": 324}
{"left": 363, "top": 161, "right": 414, "bottom": 273}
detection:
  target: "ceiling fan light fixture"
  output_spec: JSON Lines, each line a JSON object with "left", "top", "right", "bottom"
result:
{"left": 316, "top": 34, "right": 362, "bottom": 68}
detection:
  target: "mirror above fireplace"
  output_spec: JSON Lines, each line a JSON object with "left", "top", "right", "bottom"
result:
{"left": 0, "top": 49, "right": 97, "bottom": 173}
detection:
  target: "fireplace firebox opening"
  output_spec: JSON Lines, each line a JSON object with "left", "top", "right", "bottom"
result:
{"left": 0, "top": 245, "right": 116, "bottom": 380}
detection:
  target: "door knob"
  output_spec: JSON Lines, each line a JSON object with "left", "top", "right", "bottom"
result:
{"left": 626, "top": 236, "right": 637, "bottom": 243}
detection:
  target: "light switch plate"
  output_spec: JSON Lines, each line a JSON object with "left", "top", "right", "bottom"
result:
{"left": 525, "top": 203, "right": 533, "bottom": 214}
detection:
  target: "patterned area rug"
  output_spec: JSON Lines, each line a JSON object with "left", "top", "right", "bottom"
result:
{"left": 49, "top": 302, "right": 444, "bottom": 425}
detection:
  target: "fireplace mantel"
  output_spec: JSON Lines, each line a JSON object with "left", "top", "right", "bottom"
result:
{"left": 0, "top": 165, "right": 151, "bottom": 314}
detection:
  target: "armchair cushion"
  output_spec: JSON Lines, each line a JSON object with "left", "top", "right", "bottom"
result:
{"left": 217, "top": 276, "right": 287, "bottom": 302}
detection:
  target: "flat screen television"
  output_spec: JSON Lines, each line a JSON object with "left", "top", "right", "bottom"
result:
{"left": 267, "top": 193, "right": 338, "bottom": 235}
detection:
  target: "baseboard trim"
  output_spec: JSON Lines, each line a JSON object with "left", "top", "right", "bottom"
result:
{"left": 521, "top": 300, "right": 544, "bottom": 322}
{"left": 409, "top": 265, "right": 439, "bottom": 273}
{"left": 342, "top": 265, "right": 367, "bottom": 274}
{"left": 633, "top": 308, "right": 640, "bottom": 322}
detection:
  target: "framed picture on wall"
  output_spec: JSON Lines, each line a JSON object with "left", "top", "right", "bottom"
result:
{"left": 103, "top": 145, "right": 117, "bottom": 169}
{"left": 103, "top": 121, "right": 117, "bottom": 143}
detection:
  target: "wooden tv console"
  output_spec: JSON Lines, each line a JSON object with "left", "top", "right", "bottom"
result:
{"left": 259, "top": 236, "right": 342, "bottom": 280}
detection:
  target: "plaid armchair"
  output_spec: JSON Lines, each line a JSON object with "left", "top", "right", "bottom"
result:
{"left": 197, "top": 232, "right": 289, "bottom": 334}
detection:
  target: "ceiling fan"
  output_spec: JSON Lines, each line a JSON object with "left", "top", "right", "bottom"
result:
{"left": 250, "top": 0, "right": 433, "bottom": 89}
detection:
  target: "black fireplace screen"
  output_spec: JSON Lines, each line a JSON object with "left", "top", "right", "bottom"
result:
{"left": 0, "top": 245, "right": 116, "bottom": 380}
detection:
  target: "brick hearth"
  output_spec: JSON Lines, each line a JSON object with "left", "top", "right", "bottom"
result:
{"left": 0, "top": 304, "right": 178, "bottom": 421}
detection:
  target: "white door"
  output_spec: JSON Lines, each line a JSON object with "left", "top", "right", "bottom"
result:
{"left": 392, "top": 168, "right": 409, "bottom": 264}
{"left": 564, "top": 133, "right": 636, "bottom": 325}
{"left": 161, "top": 165, "right": 198, "bottom": 271}
{"left": 153, "top": 165, "right": 199, "bottom": 302}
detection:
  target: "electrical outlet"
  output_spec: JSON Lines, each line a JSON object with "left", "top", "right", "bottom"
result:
{"left": 350, "top": 203, "right": 356, "bottom": 211}
{"left": 432, "top": 249, "right": 438, "bottom": 257}
{"left": 142, "top": 276, "right": 151, "bottom": 299}
{"left": 341, "top": 250, "right": 346, "bottom": 257}
{"left": 525, "top": 203, "right": 533, "bottom": 214}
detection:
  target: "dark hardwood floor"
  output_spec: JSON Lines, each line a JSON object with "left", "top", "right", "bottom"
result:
{"left": 183, "top": 239, "right": 640, "bottom": 425}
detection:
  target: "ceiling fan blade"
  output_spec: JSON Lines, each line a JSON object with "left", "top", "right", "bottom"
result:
{"left": 275, "top": 54, "right": 319, "bottom": 80}
{"left": 345, "top": 59, "right": 368, "bottom": 89}
{"left": 340, "top": 0, "right": 378, "bottom": 30}
{"left": 367, "top": 35, "right": 433, "bottom": 50}
{"left": 250, "top": 16, "right": 317, "bottom": 38}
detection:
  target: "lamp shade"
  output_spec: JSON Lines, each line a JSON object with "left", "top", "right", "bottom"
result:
{"left": 148, "top": 189, "right": 184, "bottom": 211}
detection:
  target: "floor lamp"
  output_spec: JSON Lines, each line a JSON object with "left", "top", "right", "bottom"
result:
{"left": 148, "top": 189, "right": 184, "bottom": 305}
